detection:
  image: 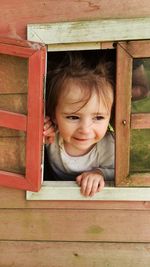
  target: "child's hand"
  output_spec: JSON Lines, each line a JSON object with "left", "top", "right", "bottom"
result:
{"left": 43, "top": 116, "right": 55, "bottom": 144}
{"left": 76, "top": 170, "right": 105, "bottom": 197}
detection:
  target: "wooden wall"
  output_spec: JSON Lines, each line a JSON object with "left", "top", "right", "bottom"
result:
{"left": 0, "top": 1, "right": 150, "bottom": 266}
{"left": 0, "top": 0, "right": 150, "bottom": 40}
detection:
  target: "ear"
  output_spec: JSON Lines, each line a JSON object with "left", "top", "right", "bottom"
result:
{"left": 52, "top": 117, "right": 58, "bottom": 129}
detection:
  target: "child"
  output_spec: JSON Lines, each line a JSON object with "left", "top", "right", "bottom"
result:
{"left": 44, "top": 52, "right": 115, "bottom": 197}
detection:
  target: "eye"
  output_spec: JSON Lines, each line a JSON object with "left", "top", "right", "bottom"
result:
{"left": 94, "top": 115, "right": 105, "bottom": 121}
{"left": 66, "top": 115, "right": 79, "bottom": 120}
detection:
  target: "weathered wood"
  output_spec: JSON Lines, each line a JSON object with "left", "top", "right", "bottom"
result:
{"left": 0, "top": 136, "right": 25, "bottom": 173}
{"left": 27, "top": 181, "right": 150, "bottom": 201}
{"left": 115, "top": 42, "right": 132, "bottom": 185}
{"left": 0, "top": 241, "right": 150, "bottom": 267}
{"left": 0, "top": 54, "right": 28, "bottom": 94}
{"left": 28, "top": 18, "right": 150, "bottom": 45}
{"left": 126, "top": 40, "right": 150, "bottom": 58}
{"left": 1, "top": 185, "right": 150, "bottom": 209}
{"left": 0, "top": 127, "right": 25, "bottom": 137}
{"left": 0, "top": 94, "right": 27, "bottom": 114}
{"left": 0, "top": 38, "right": 46, "bottom": 192}
{"left": 0, "top": 209, "right": 149, "bottom": 242}
{"left": 1, "top": 0, "right": 150, "bottom": 39}
{"left": 131, "top": 113, "right": 150, "bottom": 129}
{"left": 47, "top": 42, "right": 114, "bottom": 51}
{"left": 119, "top": 173, "right": 150, "bottom": 187}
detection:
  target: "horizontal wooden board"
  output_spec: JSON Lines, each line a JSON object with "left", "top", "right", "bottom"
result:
{"left": 0, "top": 241, "right": 150, "bottom": 267}
{"left": 0, "top": 110, "right": 27, "bottom": 131}
{"left": 0, "top": 94, "right": 27, "bottom": 114}
{"left": 0, "top": 0, "right": 150, "bottom": 39}
{"left": 28, "top": 18, "right": 150, "bottom": 45}
{"left": 27, "top": 181, "right": 150, "bottom": 201}
{"left": 0, "top": 186, "right": 150, "bottom": 210}
{"left": 0, "top": 54, "right": 28, "bottom": 94}
{"left": 131, "top": 113, "right": 150, "bottom": 129}
{"left": 0, "top": 136, "right": 25, "bottom": 173}
{"left": 0, "top": 127, "right": 26, "bottom": 137}
{"left": 0, "top": 209, "right": 149, "bottom": 242}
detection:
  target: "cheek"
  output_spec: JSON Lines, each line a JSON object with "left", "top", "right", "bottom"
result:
{"left": 95, "top": 121, "right": 109, "bottom": 138}
{"left": 57, "top": 120, "right": 73, "bottom": 137}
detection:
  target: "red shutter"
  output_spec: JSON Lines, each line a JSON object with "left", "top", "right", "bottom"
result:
{"left": 0, "top": 38, "right": 46, "bottom": 191}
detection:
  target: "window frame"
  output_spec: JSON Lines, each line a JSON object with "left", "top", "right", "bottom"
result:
{"left": 116, "top": 41, "right": 150, "bottom": 187}
{"left": 0, "top": 37, "right": 46, "bottom": 191}
{"left": 28, "top": 19, "right": 150, "bottom": 200}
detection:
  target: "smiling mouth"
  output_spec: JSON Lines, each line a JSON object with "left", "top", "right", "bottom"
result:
{"left": 73, "top": 137, "right": 92, "bottom": 141}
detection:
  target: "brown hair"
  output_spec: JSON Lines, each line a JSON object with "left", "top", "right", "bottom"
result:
{"left": 46, "top": 52, "right": 115, "bottom": 123}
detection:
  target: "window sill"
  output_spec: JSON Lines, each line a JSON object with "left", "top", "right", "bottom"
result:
{"left": 26, "top": 181, "right": 150, "bottom": 201}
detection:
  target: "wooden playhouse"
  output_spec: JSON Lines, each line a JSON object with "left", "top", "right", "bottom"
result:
{"left": 0, "top": 1, "right": 150, "bottom": 266}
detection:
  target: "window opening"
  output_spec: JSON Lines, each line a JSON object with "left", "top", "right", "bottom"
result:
{"left": 44, "top": 49, "right": 116, "bottom": 194}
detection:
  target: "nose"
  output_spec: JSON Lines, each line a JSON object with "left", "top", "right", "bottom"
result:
{"left": 78, "top": 118, "right": 92, "bottom": 134}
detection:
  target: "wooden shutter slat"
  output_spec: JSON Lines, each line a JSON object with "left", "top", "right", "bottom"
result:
{"left": 0, "top": 110, "right": 27, "bottom": 131}
{"left": 0, "top": 170, "right": 33, "bottom": 190}
{"left": 131, "top": 113, "right": 150, "bottom": 129}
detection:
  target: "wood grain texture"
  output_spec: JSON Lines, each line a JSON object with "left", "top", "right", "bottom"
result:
{"left": 0, "top": 241, "right": 150, "bottom": 267}
{"left": 0, "top": 209, "right": 149, "bottom": 242}
{"left": 115, "top": 42, "right": 132, "bottom": 185}
{"left": 27, "top": 181, "right": 150, "bottom": 201}
{"left": 0, "top": 54, "right": 28, "bottom": 94}
{"left": 131, "top": 113, "right": 150, "bottom": 129}
{"left": 0, "top": 0, "right": 150, "bottom": 39}
{"left": 28, "top": 18, "right": 150, "bottom": 44}
{"left": 0, "top": 110, "right": 27, "bottom": 131}
{"left": 0, "top": 94, "right": 27, "bottom": 114}
{"left": 0, "top": 136, "right": 26, "bottom": 173}
{"left": 0, "top": 186, "right": 150, "bottom": 210}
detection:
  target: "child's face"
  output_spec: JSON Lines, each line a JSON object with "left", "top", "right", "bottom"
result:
{"left": 55, "top": 84, "right": 113, "bottom": 156}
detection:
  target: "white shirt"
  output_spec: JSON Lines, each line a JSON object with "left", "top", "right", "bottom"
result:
{"left": 46, "top": 131, "right": 114, "bottom": 181}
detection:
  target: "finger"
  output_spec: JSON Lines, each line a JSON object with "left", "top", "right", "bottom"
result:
{"left": 76, "top": 174, "right": 82, "bottom": 185}
{"left": 43, "top": 128, "right": 55, "bottom": 136}
{"left": 89, "top": 180, "right": 100, "bottom": 197}
{"left": 44, "top": 116, "right": 50, "bottom": 123}
{"left": 44, "top": 121, "right": 53, "bottom": 131}
{"left": 98, "top": 178, "right": 105, "bottom": 192}
{"left": 84, "top": 177, "right": 94, "bottom": 197}
{"left": 80, "top": 177, "right": 89, "bottom": 196}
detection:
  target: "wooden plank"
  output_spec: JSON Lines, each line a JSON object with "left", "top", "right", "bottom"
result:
{"left": 119, "top": 173, "right": 150, "bottom": 186}
{"left": 115, "top": 42, "right": 132, "bottom": 185}
{"left": 0, "top": 54, "right": 28, "bottom": 94}
{"left": 1, "top": 0, "right": 150, "bottom": 39}
{"left": 0, "top": 94, "right": 27, "bottom": 114}
{"left": 131, "top": 113, "right": 150, "bottom": 129}
{"left": 47, "top": 42, "right": 114, "bottom": 51}
{"left": 1, "top": 186, "right": 150, "bottom": 210}
{"left": 25, "top": 47, "right": 46, "bottom": 191}
{"left": 0, "top": 42, "right": 35, "bottom": 58}
{"left": 48, "top": 42, "right": 101, "bottom": 51}
{"left": 0, "top": 209, "right": 150, "bottom": 242}
{"left": 127, "top": 40, "right": 150, "bottom": 58}
{"left": 0, "top": 241, "right": 150, "bottom": 267}
{"left": 28, "top": 18, "right": 150, "bottom": 44}
{"left": 0, "top": 110, "right": 27, "bottom": 131}
{"left": 0, "top": 136, "right": 25, "bottom": 174}
{"left": 27, "top": 181, "right": 150, "bottom": 201}
{"left": 0, "top": 127, "right": 25, "bottom": 137}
